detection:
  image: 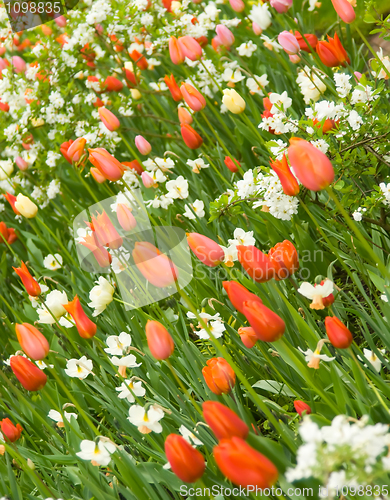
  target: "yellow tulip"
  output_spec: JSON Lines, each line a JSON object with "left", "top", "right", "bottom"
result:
{"left": 222, "top": 89, "right": 246, "bottom": 114}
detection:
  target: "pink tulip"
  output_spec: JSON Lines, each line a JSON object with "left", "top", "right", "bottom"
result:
{"left": 354, "top": 71, "right": 362, "bottom": 81}
{"left": 135, "top": 135, "right": 152, "bottom": 155}
{"left": 289, "top": 54, "right": 301, "bottom": 63}
{"left": 15, "top": 156, "right": 28, "bottom": 171}
{"left": 178, "top": 36, "right": 202, "bottom": 61}
{"left": 228, "top": 0, "right": 245, "bottom": 12}
{"left": 117, "top": 203, "right": 137, "bottom": 231}
{"left": 216, "top": 25, "right": 235, "bottom": 47}
{"left": 330, "top": 0, "right": 355, "bottom": 23}
{"left": 278, "top": 31, "right": 300, "bottom": 55}
{"left": 270, "top": 0, "right": 292, "bottom": 13}
{"left": 98, "top": 107, "right": 120, "bottom": 131}
{"left": 141, "top": 171, "right": 155, "bottom": 188}
{"left": 54, "top": 15, "right": 67, "bottom": 27}
{"left": 180, "top": 83, "right": 206, "bottom": 112}
{"left": 169, "top": 36, "right": 184, "bottom": 65}
{"left": 252, "top": 22, "right": 262, "bottom": 36}
{"left": 11, "top": 56, "right": 26, "bottom": 74}
{"left": 95, "top": 24, "right": 104, "bottom": 35}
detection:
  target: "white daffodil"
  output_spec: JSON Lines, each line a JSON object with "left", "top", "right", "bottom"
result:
{"left": 35, "top": 359, "right": 53, "bottom": 370}
{"left": 48, "top": 409, "right": 78, "bottom": 427}
{"left": 88, "top": 277, "right": 114, "bottom": 316}
{"left": 179, "top": 425, "right": 203, "bottom": 446}
{"left": 269, "top": 91, "right": 292, "bottom": 114}
{"left": 228, "top": 228, "right": 256, "bottom": 247}
{"left": 116, "top": 379, "right": 146, "bottom": 403}
{"left": 43, "top": 253, "right": 63, "bottom": 271}
{"left": 299, "top": 341, "right": 335, "bottom": 370}
{"left": 298, "top": 280, "right": 334, "bottom": 310}
{"left": 111, "top": 354, "right": 142, "bottom": 369}
{"left": 166, "top": 176, "right": 189, "bottom": 200}
{"left": 104, "top": 332, "right": 132, "bottom": 356}
{"left": 220, "top": 245, "right": 238, "bottom": 267}
{"left": 37, "top": 290, "right": 68, "bottom": 324}
{"left": 197, "top": 320, "right": 226, "bottom": 340}
{"left": 183, "top": 200, "right": 205, "bottom": 220}
{"left": 186, "top": 158, "right": 209, "bottom": 173}
{"left": 76, "top": 438, "right": 116, "bottom": 466}
{"left": 64, "top": 356, "right": 93, "bottom": 379}
{"left": 128, "top": 405, "right": 164, "bottom": 434}
{"left": 363, "top": 349, "right": 385, "bottom": 372}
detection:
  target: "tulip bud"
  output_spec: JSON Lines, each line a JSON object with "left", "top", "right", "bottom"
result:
{"left": 141, "top": 171, "right": 155, "bottom": 188}
{"left": 180, "top": 83, "right": 206, "bottom": 112}
{"left": 177, "top": 36, "right": 202, "bottom": 61}
{"left": 54, "top": 15, "right": 67, "bottom": 26}
{"left": 15, "top": 323, "right": 49, "bottom": 360}
{"left": 222, "top": 89, "right": 246, "bottom": 114}
{"left": 11, "top": 56, "right": 26, "bottom": 74}
{"left": 133, "top": 241, "right": 179, "bottom": 287}
{"left": 288, "top": 138, "right": 334, "bottom": 191}
{"left": 135, "top": 135, "right": 152, "bottom": 155}
{"left": 202, "top": 357, "right": 235, "bottom": 395}
{"left": 104, "top": 75, "right": 124, "bottom": 92}
{"left": 13, "top": 261, "right": 41, "bottom": 296}
{"left": 0, "top": 418, "right": 22, "bottom": 442}
{"left": 228, "top": 0, "right": 245, "bottom": 12}
{"left": 330, "top": 0, "right": 355, "bottom": 23}
{"left": 169, "top": 36, "right": 184, "bottom": 65}
{"left": 278, "top": 31, "right": 300, "bottom": 55}
{"left": 187, "top": 232, "right": 224, "bottom": 267}
{"left": 14, "top": 194, "right": 38, "bottom": 218}
{"left": 324, "top": 316, "right": 353, "bottom": 349}
{"left": 117, "top": 203, "right": 137, "bottom": 231}
{"left": 237, "top": 245, "right": 275, "bottom": 283}
{"left": 0, "top": 222, "right": 17, "bottom": 245}
{"left": 203, "top": 401, "right": 249, "bottom": 440}
{"left": 178, "top": 107, "right": 193, "bottom": 125}
{"left": 216, "top": 25, "right": 235, "bottom": 47}
{"left": 88, "top": 148, "right": 124, "bottom": 182}
{"left": 181, "top": 124, "right": 203, "bottom": 149}
{"left": 268, "top": 240, "right": 299, "bottom": 280}
{"left": 15, "top": 156, "right": 28, "bottom": 171}
{"left": 294, "top": 400, "right": 312, "bottom": 416}
{"left": 145, "top": 320, "right": 175, "bottom": 360}
{"left": 165, "top": 434, "right": 205, "bottom": 482}
{"left": 63, "top": 296, "right": 97, "bottom": 339}
{"left": 214, "top": 437, "right": 278, "bottom": 488}
{"left": 98, "top": 107, "right": 120, "bottom": 131}
{"left": 164, "top": 74, "right": 182, "bottom": 101}
{"left": 91, "top": 210, "right": 123, "bottom": 249}
{"left": 242, "top": 301, "right": 285, "bottom": 342}
{"left": 67, "top": 138, "right": 86, "bottom": 163}
{"left": 270, "top": 0, "right": 292, "bottom": 13}
{"left": 90, "top": 167, "right": 106, "bottom": 183}
{"left": 222, "top": 280, "right": 262, "bottom": 314}
{"left": 10, "top": 355, "right": 47, "bottom": 391}
{"left": 238, "top": 326, "right": 258, "bottom": 348}
{"left": 224, "top": 156, "right": 240, "bottom": 173}
{"left": 252, "top": 22, "right": 262, "bottom": 35}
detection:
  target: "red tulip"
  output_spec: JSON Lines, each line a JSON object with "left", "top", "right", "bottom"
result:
{"left": 214, "top": 437, "right": 278, "bottom": 488}
{"left": 0, "top": 418, "right": 22, "bottom": 442}
{"left": 293, "top": 31, "right": 318, "bottom": 52}
{"left": 268, "top": 240, "right": 299, "bottom": 280}
{"left": 0, "top": 99, "right": 9, "bottom": 112}
{"left": 270, "top": 154, "right": 299, "bottom": 196}
{"left": 90, "top": 210, "right": 123, "bottom": 249}
{"left": 181, "top": 124, "right": 203, "bottom": 149}
{"left": 13, "top": 261, "right": 41, "bottom": 297}
{"left": 145, "top": 320, "right": 174, "bottom": 360}
{"left": 15, "top": 323, "right": 49, "bottom": 360}
{"left": 178, "top": 36, "right": 202, "bottom": 61}
{"left": 242, "top": 301, "right": 285, "bottom": 342}
{"left": 222, "top": 281, "right": 262, "bottom": 315}
{"left": 4, "top": 192, "right": 20, "bottom": 215}
{"left": 187, "top": 232, "right": 224, "bottom": 267}
{"left": 325, "top": 316, "right": 353, "bottom": 349}
{"left": 63, "top": 296, "right": 97, "bottom": 339}
{"left": 203, "top": 401, "right": 249, "bottom": 440}
{"left": 164, "top": 74, "right": 182, "bottom": 101}
{"left": 180, "top": 83, "right": 206, "bottom": 112}
{"left": 60, "top": 140, "right": 74, "bottom": 164}
{"left": 67, "top": 137, "right": 86, "bottom": 163}
{"left": 124, "top": 68, "right": 138, "bottom": 88}
{"left": 288, "top": 138, "right": 334, "bottom": 191}
{"left": 116, "top": 203, "right": 137, "bottom": 231}
{"left": 317, "top": 33, "right": 349, "bottom": 68}
{"left": 98, "top": 107, "right": 120, "bottom": 131}
{"left": 88, "top": 148, "right": 124, "bottom": 182}
{"left": 79, "top": 233, "right": 112, "bottom": 268}
{"left": 133, "top": 241, "right": 179, "bottom": 287}
{"left": 0, "top": 221, "right": 17, "bottom": 244}
{"left": 202, "top": 357, "right": 235, "bottom": 395}
{"left": 236, "top": 245, "right": 275, "bottom": 283}
{"left": 10, "top": 356, "right": 47, "bottom": 391}
{"left": 294, "top": 400, "right": 312, "bottom": 416}
{"left": 178, "top": 107, "right": 193, "bottom": 125}
{"left": 317, "top": 280, "right": 335, "bottom": 307}
{"left": 165, "top": 434, "right": 205, "bottom": 482}
{"left": 330, "top": 0, "right": 355, "bottom": 23}
{"left": 238, "top": 326, "right": 258, "bottom": 348}
{"left": 224, "top": 156, "right": 240, "bottom": 173}
{"left": 104, "top": 75, "right": 124, "bottom": 92}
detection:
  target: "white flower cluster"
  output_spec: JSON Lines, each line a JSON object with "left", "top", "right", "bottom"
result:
{"left": 286, "top": 415, "right": 390, "bottom": 495}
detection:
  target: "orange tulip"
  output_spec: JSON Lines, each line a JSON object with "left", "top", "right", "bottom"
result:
{"left": 224, "top": 156, "right": 240, "bottom": 173}
{"left": 15, "top": 323, "right": 49, "bottom": 360}
{"left": 187, "top": 232, "right": 224, "bottom": 267}
{"left": 316, "top": 33, "right": 349, "bottom": 67}
{"left": 181, "top": 123, "right": 203, "bottom": 149}
{"left": 63, "top": 296, "right": 97, "bottom": 339}
{"left": 222, "top": 280, "right": 262, "bottom": 315}
{"left": 236, "top": 245, "right": 275, "bottom": 283}
{"left": 60, "top": 139, "right": 73, "bottom": 164}
{"left": 325, "top": 316, "right": 353, "bottom": 349}
{"left": 169, "top": 36, "right": 184, "bottom": 65}
{"left": 130, "top": 49, "right": 148, "bottom": 70}
{"left": 164, "top": 74, "right": 182, "bottom": 101}
{"left": 242, "top": 301, "right": 285, "bottom": 342}
{"left": 67, "top": 137, "right": 86, "bottom": 163}
{"left": 90, "top": 210, "right": 123, "bottom": 249}
{"left": 313, "top": 117, "right": 337, "bottom": 134}
{"left": 203, "top": 401, "right": 249, "bottom": 440}
{"left": 122, "top": 159, "right": 144, "bottom": 175}
{"left": 13, "top": 261, "right": 41, "bottom": 296}
{"left": 178, "top": 36, "right": 203, "bottom": 61}
{"left": 90, "top": 167, "right": 107, "bottom": 183}
{"left": 98, "top": 107, "right": 120, "bottom": 131}
{"left": 145, "top": 320, "right": 174, "bottom": 360}
{"left": 133, "top": 241, "right": 179, "bottom": 287}
{"left": 238, "top": 326, "right": 258, "bottom": 348}
{"left": 104, "top": 75, "right": 124, "bottom": 92}
{"left": 165, "top": 434, "right": 205, "bottom": 483}
{"left": 10, "top": 355, "right": 47, "bottom": 391}
{"left": 4, "top": 192, "right": 20, "bottom": 215}
{"left": 268, "top": 240, "right": 299, "bottom": 280}
{"left": 270, "top": 154, "right": 299, "bottom": 196}
{"left": 79, "top": 233, "right": 112, "bottom": 268}
{"left": 88, "top": 148, "right": 125, "bottom": 182}
{"left": 0, "top": 221, "right": 17, "bottom": 244}
{"left": 0, "top": 418, "right": 22, "bottom": 442}
{"left": 214, "top": 437, "right": 278, "bottom": 488}
{"left": 288, "top": 138, "right": 334, "bottom": 191}
{"left": 330, "top": 0, "right": 355, "bottom": 23}
{"left": 180, "top": 83, "right": 206, "bottom": 112}
{"left": 116, "top": 203, "right": 137, "bottom": 231}
{"left": 294, "top": 400, "right": 312, "bottom": 416}
{"left": 178, "top": 107, "right": 193, "bottom": 125}
{"left": 293, "top": 31, "right": 318, "bottom": 52}
{"left": 202, "top": 357, "right": 235, "bottom": 395}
